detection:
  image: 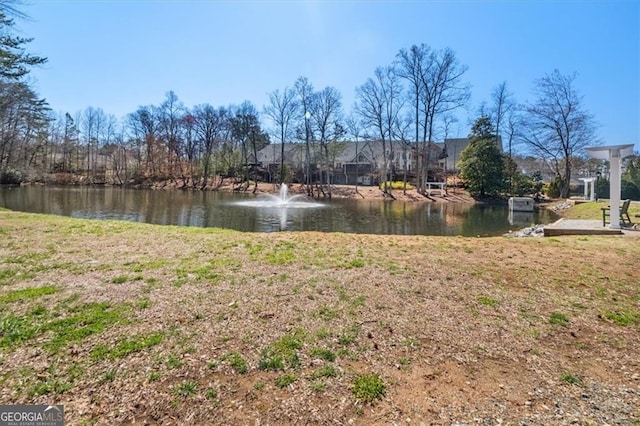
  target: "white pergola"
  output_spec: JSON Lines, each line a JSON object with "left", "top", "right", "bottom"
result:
{"left": 579, "top": 177, "right": 597, "bottom": 201}
{"left": 584, "top": 144, "right": 635, "bottom": 229}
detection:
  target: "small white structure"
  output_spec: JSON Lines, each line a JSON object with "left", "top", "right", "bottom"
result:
{"left": 426, "top": 182, "right": 446, "bottom": 196}
{"left": 579, "top": 177, "right": 597, "bottom": 201}
{"left": 585, "top": 144, "right": 635, "bottom": 229}
{"left": 509, "top": 197, "right": 534, "bottom": 212}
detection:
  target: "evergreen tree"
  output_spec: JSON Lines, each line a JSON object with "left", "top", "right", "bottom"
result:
{"left": 622, "top": 156, "right": 640, "bottom": 200}
{"left": 0, "top": 3, "right": 49, "bottom": 178}
{"left": 0, "top": 8, "right": 47, "bottom": 79}
{"left": 458, "top": 116, "right": 506, "bottom": 197}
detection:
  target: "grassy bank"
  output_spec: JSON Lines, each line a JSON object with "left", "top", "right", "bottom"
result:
{"left": 0, "top": 208, "right": 638, "bottom": 424}
{"left": 561, "top": 199, "right": 640, "bottom": 221}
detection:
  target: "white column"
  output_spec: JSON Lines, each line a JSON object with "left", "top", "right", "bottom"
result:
{"left": 609, "top": 149, "right": 622, "bottom": 229}
{"left": 590, "top": 180, "right": 596, "bottom": 201}
{"left": 583, "top": 180, "right": 588, "bottom": 200}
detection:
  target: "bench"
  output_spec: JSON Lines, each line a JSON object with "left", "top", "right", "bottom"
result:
{"left": 425, "top": 182, "right": 446, "bottom": 197}
{"left": 602, "top": 199, "right": 632, "bottom": 226}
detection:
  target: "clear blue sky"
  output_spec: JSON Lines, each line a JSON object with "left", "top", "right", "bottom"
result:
{"left": 18, "top": 0, "right": 640, "bottom": 149}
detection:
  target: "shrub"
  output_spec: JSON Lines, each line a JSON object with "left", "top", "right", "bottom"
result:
{"left": 379, "top": 181, "right": 415, "bottom": 190}
{"left": 510, "top": 174, "right": 534, "bottom": 196}
{"left": 621, "top": 180, "right": 640, "bottom": 201}
{"left": 0, "top": 170, "right": 23, "bottom": 185}
{"left": 543, "top": 177, "right": 562, "bottom": 198}
{"left": 510, "top": 171, "right": 543, "bottom": 197}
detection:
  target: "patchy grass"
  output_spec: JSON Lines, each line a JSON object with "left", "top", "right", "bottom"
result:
{"left": 477, "top": 295, "right": 499, "bottom": 308}
{"left": 560, "top": 373, "right": 584, "bottom": 386}
{"left": 353, "top": 373, "right": 386, "bottom": 403}
{"left": 45, "top": 302, "right": 129, "bottom": 353}
{"left": 0, "top": 285, "right": 56, "bottom": 303}
{"left": 173, "top": 380, "right": 198, "bottom": 397}
{"left": 0, "top": 301, "right": 128, "bottom": 352}
{"left": 222, "top": 352, "right": 248, "bottom": 374}
{"left": 265, "top": 241, "right": 297, "bottom": 265}
{"left": 309, "top": 348, "right": 336, "bottom": 362}
{"left": 601, "top": 310, "right": 640, "bottom": 326}
{"left": 549, "top": 312, "right": 570, "bottom": 327}
{"left": 91, "top": 332, "right": 163, "bottom": 360}
{"left": 309, "top": 365, "right": 340, "bottom": 380}
{"left": 275, "top": 373, "right": 297, "bottom": 388}
{"left": 259, "top": 329, "right": 305, "bottom": 371}
{"left": 0, "top": 209, "right": 639, "bottom": 424}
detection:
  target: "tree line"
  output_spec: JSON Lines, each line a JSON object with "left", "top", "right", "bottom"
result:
{"left": 4, "top": 2, "right": 630, "bottom": 200}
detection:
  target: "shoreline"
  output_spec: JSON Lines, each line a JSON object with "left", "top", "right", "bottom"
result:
{"left": 142, "top": 180, "right": 480, "bottom": 204}
{"left": 18, "top": 179, "right": 479, "bottom": 203}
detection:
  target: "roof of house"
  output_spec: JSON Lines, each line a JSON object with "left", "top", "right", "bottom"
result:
{"left": 257, "top": 140, "right": 444, "bottom": 165}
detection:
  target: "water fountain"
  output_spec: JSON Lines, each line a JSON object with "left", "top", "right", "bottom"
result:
{"left": 234, "top": 184, "right": 325, "bottom": 209}
{"left": 233, "top": 184, "right": 326, "bottom": 230}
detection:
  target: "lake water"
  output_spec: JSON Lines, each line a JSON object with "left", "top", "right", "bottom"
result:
{"left": 0, "top": 186, "right": 557, "bottom": 236}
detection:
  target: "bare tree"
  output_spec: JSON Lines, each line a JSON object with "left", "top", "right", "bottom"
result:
{"left": 392, "top": 113, "right": 413, "bottom": 193}
{"left": 491, "top": 81, "right": 515, "bottom": 155}
{"left": 81, "top": 107, "right": 97, "bottom": 176}
{"left": 181, "top": 111, "right": 197, "bottom": 187}
{"left": 127, "top": 106, "right": 158, "bottom": 176}
{"left": 521, "top": 70, "right": 598, "bottom": 198}
{"left": 417, "top": 47, "right": 470, "bottom": 192}
{"left": 61, "top": 112, "right": 78, "bottom": 172}
{"left": 309, "top": 86, "right": 344, "bottom": 198}
{"left": 43, "top": 112, "right": 64, "bottom": 173}
{"left": 345, "top": 114, "right": 363, "bottom": 195}
{"left": 109, "top": 123, "right": 128, "bottom": 185}
{"left": 264, "top": 87, "right": 298, "bottom": 184}
{"left": 355, "top": 66, "right": 403, "bottom": 196}
{"left": 295, "top": 76, "right": 315, "bottom": 195}
{"left": 157, "top": 91, "right": 185, "bottom": 181}
{"left": 193, "top": 104, "right": 228, "bottom": 189}
{"left": 489, "top": 82, "right": 516, "bottom": 194}
{"left": 396, "top": 44, "right": 429, "bottom": 154}
{"left": 230, "top": 101, "right": 269, "bottom": 192}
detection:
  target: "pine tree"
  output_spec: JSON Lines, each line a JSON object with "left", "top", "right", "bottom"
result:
{"left": 0, "top": 7, "right": 47, "bottom": 79}
{"left": 0, "top": 2, "right": 49, "bottom": 178}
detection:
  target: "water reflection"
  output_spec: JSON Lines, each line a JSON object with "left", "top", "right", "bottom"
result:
{"left": 0, "top": 186, "right": 558, "bottom": 236}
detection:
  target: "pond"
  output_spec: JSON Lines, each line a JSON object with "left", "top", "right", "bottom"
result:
{"left": 0, "top": 186, "right": 557, "bottom": 236}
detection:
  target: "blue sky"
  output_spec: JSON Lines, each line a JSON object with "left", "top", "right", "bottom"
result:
{"left": 18, "top": 0, "right": 639, "bottom": 149}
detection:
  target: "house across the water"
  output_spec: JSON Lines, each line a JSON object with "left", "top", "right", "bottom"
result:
{"left": 256, "top": 138, "right": 487, "bottom": 185}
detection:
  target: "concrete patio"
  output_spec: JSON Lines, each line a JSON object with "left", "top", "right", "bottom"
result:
{"left": 543, "top": 218, "right": 639, "bottom": 237}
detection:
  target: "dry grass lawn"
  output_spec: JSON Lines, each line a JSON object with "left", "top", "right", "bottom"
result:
{"left": 0, "top": 208, "right": 639, "bottom": 425}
